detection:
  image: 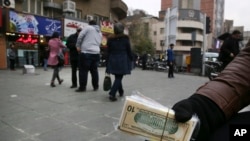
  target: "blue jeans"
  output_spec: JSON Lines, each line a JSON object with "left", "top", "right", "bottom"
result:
{"left": 78, "top": 53, "right": 100, "bottom": 90}
{"left": 109, "top": 74, "right": 124, "bottom": 97}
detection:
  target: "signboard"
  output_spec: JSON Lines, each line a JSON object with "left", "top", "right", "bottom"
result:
{"left": 100, "top": 21, "right": 114, "bottom": 34}
{"left": 178, "top": 9, "right": 201, "bottom": 22}
{"left": 9, "top": 10, "right": 62, "bottom": 36}
{"left": 64, "top": 18, "right": 88, "bottom": 37}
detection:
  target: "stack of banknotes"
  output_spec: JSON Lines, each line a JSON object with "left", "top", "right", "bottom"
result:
{"left": 118, "top": 93, "right": 199, "bottom": 141}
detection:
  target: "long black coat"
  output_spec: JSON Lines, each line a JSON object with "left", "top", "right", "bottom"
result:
{"left": 218, "top": 36, "right": 240, "bottom": 63}
{"left": 106, "top": 34, "right": 133, "bottom": 75}
{"left": 66, "top": 33, "right": 79, "bottom": 61}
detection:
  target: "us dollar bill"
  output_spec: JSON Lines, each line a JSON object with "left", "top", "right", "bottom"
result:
{"left": 118, "top": 95, "right": 198, "bottom": 141}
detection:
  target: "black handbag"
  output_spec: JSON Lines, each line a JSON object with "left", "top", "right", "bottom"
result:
{"left": 103, "top": 73, "right": 112, "bottom": 91}
{"left": 57, "top": 52, "right": 64, "bottom": 66}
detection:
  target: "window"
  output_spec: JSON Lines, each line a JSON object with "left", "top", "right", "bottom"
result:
{"left": 154, "top": 31, "right": 157, "bottom": 35}
{"left": 160, "top": 40, "right": 165, "bottom": 46}
{"left": 75, "top": 9, "right": 82, "bottom": 19}
{"left": 22, "top": 0, "right": 43, "bottom": 15}
{"left": 160, "top": 28, "right": 164, "bottom": 34}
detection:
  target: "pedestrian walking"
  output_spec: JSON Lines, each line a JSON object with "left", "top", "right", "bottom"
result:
{"left": 106, "top": 22, "right": 133, "bottom": 101}
{"left": 218, "top": 30, "right": 242, "bottom": 70}
{"left": 47, "top": 32, "right": 66, "bottom": 87}
{"left": 8, "top": 43, "right": 16, "bottom": 71}
{"left": 66, "top": 27, "right": 82, "bottom": 88}
{"left": 167, "top": 43, "right": 175, "bottom": 78}
{"left": 75, "top": 20, "right": 102, "bottom": 92}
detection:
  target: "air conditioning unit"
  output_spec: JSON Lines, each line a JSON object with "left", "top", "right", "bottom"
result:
{"left": 86, "top": 15, "right": 93, "bottom": 21}
{"left": 63, "top": 0, "right": 76, "bottom": 13}
{"left": 2, "top": 0, "right": 15, "bottom": 9}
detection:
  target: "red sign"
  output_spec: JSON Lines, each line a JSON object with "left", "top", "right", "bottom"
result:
{"left": 16, "top": 35, "right": 38, "bottom": 44}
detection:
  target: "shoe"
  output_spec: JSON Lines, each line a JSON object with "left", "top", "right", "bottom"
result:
{"left": 59, "top": 79, "right": 64, "bottom": 85}
{"left": 109, "top": 96, "right": 117, "bottom": 102}
{"left": 50, "top": 82, "right": 56, "bottom": 87}
{"left": 70, "top": 85, "right": 77, "bottom": 88}
{"left": 119, "top": 90, "right": 124, "bottom": 97}
{"left": 75, "top": 88, "right": 86, "bottom": 92}
{"left": 93, "top": 87, "right": 99, "bottom": 91}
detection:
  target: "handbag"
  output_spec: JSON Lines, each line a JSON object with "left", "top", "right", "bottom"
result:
{"left": 103, "top": 73, "right": 112, "bottom": 91}
{"left": 57, "top": 51, "right": 64, "bottom": 66}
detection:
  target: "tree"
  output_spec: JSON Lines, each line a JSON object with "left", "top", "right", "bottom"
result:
{"left": 122, "top": 9, "right": 155, "bottom": 56}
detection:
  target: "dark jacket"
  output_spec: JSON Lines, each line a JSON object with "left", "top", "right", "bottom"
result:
{"left": 196, "top": 45, "right": 250, "bottom": 120}
{"left": 106, "top": 34, "right": 133, "bottom": 75}
{"left": 66, "top": 33, "right": 79, "bottom": 60}
{"left": 218, "top": 36, "right": 240, "bottom": 63}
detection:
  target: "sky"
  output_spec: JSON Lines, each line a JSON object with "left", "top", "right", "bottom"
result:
{"left": 122, "top": 0, "right": 250, "bottom": 31}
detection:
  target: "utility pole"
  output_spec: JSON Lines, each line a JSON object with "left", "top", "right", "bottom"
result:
{"left": 202, "top": 13, "right": 207, "bottom": 76}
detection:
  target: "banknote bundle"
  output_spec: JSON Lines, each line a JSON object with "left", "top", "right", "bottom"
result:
{"left": 118, "top": 93, "right": 199, "bottom": 141}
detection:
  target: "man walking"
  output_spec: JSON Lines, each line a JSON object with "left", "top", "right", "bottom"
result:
{"left": 66, "top": 27, "right": 82, "bottom": 88}
{"left": 167, "top": 43, "right": 175, "bottom": 78}
{"left": 75, "top": 20, "right": 102, "bottom": 92}
{"left": 218, "top": 30, "right": 242, "bottom": 69}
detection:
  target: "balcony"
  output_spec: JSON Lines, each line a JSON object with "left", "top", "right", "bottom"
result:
{"left": 177, "top": 33, "right": 203, "bottom": 42}
{"left": 111, "top": 0, "right": 128, "bottom": 20}
{"left": 43, "top": 1, "right": 62, "bottom": 10}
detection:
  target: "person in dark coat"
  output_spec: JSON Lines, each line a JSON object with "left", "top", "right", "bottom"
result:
{"left": 8, "top": 43, "right": 16, "bottom": 71}
{"left": 66, "top": 27, "right": 82, "bottom": 88}
{"left": 172, "top": 39, "right": 250, "bottom": 141}
{"left": 141, "top": 52, "right": 148, "bottom": 70}
{"left": 167, "top": 43, "right": 175, "bottom": 78}
{"left": 218, "top": 30, "right": 242, "bottom": 69}
{"left": 106, "top": 22, "right": 133, "bottom": 101}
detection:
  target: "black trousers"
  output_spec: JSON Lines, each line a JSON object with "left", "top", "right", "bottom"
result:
{"left": 168, "top": 63, "right": 174, "bottom": 78}
{"left": 70, "top": 60, "right": 78, "bottom": 86}
{"left": 9, "top": 59, "right": 15, "bottom": 70}
{"left": 78, "top": 53, "right": 100, "bottom": 90}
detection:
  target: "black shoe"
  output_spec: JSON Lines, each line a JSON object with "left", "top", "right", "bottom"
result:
{"left": 59, "top": 79, "right": 64, "bottom": 85}
{"left": 50, "top": 82, "right": 56, "bottom": 87}
{"left": 119, "top": 90, "right": 124, "bottom": 97}
{"left": 70, "top": 85, "right": 77, "bottom": 88}
{"left": 109, "top": 96, "right": 117, "bottom": 102}
{"left": 93, "top": 87, "right": 99, "bottom": 91}
{"left": 75, "top": 88, "right": 86, "bottom": 92}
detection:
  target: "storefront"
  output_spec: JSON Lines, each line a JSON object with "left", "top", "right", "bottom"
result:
{"left": 5, "top": 9, "right": 62, "bottom": 68}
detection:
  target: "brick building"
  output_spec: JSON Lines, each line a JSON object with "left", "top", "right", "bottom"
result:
{"left": 0, "top": 0, "right": 127, "bottom": 69}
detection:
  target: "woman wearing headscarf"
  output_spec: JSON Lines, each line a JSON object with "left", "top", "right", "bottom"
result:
{"left": 106, "top": 23, "right": 133, "bottom": 101}
{"left": 47, "top": 32, "right": 66, "bottom": 87}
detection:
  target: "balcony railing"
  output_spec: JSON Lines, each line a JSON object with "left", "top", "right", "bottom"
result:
{"left": 43, "top": 2, "right": 62, "bottom": 10}
{"left": 111, "top": 0, "right": 128, "bottom": 20}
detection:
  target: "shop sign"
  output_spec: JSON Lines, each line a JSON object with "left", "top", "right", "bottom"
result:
{"left": 16, "top": 35, "right": 38, "bottom": 44}
{"left": 9, "top": 10, "right": 62, "bottom": 36}
{"left": 64, "top": 18, "right": 88, "bottom": 37}
{"left": 100, "top": 21, "right": 114, "bottom": 34}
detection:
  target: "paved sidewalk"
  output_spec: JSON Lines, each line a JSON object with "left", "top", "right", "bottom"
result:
{"left": 0, "top": 67, "right": 209, "bottom": 141}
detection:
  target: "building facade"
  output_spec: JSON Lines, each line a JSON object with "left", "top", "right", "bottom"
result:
{"left": 160, "top": 0, "right": 225, "bottom": 50}
{"left": 0, "top": 0, "right": 127, "bottom": 69}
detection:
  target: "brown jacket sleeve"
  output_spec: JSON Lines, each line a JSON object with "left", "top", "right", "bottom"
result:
{"left": 196, "top": 46, "right": 250, "bottom": 119}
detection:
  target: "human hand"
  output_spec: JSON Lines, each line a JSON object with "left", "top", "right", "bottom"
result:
{"left": 172, "top": 99, "right": 194, "bottom": 122}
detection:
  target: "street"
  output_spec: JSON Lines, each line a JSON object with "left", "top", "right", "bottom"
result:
{"left": 0, "top": 67, "right": 209, "bottom": 141}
